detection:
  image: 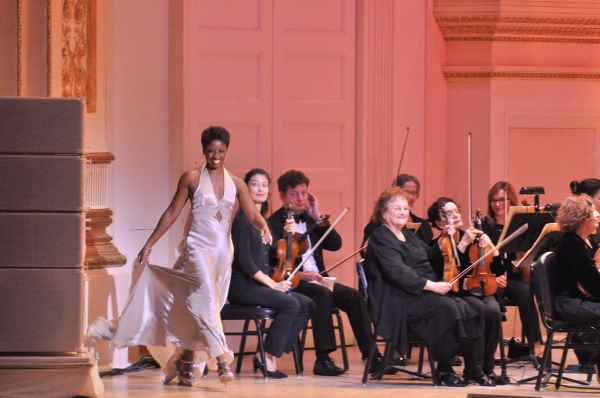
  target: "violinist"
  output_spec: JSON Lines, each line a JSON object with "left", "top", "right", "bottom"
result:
{"left": 571, "top": 178, "right": 600, "bottom": 245}
{"left": 268, "top": 170, "right": 378, "bottom": 376}
{"left": 430, "top": 197, "right": 503, "bottom": 385}
{"left": 554, "top": 195, "right": 600, "bottom": 382}
{"left": 364, "top": 187, "right": 492, "bottom": 387}
{"left": 228, "top": 169, "right": 314, "bottom": 378}
{"left": 362, "top": 174, "right": 433, "bottom": 246}
{"left": 481, "top": 182, "right": 542, "bottom": 356}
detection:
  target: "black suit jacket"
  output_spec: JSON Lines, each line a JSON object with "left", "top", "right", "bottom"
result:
{"left": 268, "top": 206, "right": 342, "bottom": 277}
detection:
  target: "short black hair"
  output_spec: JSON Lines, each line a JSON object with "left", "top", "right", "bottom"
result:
{"left": 201, "top": 126, "right": 231, "bottom": 150}
{"left": 427, "top": 197, "right": 457, "bottom": 228}
{"left": 277, "top": 170, "right": 309, "bottom": 193}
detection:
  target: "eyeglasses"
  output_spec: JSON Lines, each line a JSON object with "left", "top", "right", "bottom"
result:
{"left": 404, "top": 190, "right": 418, "bottom": 197}
{"left": 388, "top": 206, "right": 411, "bottom": 213}
{"left": 442, "top": 208, "right": 461, "bottom": 218}
{"left": 490, "top": 198, "right": 507, "bottom": 204}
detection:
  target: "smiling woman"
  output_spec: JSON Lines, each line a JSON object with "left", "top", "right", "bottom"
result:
{"left": 89, "top": 126, "right": 271, "bottom": 387}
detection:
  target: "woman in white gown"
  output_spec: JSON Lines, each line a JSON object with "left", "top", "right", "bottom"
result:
{"left": 89, "top": 126, "right": 271, "bottom": 386}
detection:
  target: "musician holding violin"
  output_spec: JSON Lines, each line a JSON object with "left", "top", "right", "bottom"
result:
{"left": 228, "top": 169, "right": 314, "bottom": 378}
{"left": 268, "top": 170, "right": 378, "bottom": 376}
{"left": 364, "top": 187, "right": 491, "bottom": 388}
{"left": 430, "top": 197, "right": 503, "bottom": 385}
{"left": 481, "top": 182, "right": 542, "bottom": 355}
{"left": 554, "top": 194, "right": 600, "bottom": 382}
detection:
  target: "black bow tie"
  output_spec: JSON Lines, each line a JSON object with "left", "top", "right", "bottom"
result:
{"left": 293, "top": 212, "right": 308, "bottom": 224}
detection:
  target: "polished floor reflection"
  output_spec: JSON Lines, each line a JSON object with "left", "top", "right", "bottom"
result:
{"left": 101, "top": 343, "right": 600, "bottom": 397}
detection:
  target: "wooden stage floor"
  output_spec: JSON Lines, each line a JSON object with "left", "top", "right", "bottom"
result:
{"left": 101, "top": 345, "right": 600, "bottom": 397}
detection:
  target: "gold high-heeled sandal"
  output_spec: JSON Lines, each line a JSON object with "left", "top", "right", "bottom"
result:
{"left": 217, "top": 359, "right": 234, "bottom": 385}
{"left": 176, "top": 359, "right": 196, "bottom": 386}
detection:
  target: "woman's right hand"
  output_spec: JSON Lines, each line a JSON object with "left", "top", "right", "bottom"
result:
{"left": 271, "top": 280, "right": 292, "bottom": 292}
{"left": 424, "top": 280, "right": 452, "bottom": 295}
{"left": 137, "top": 246, "right": 152, "bottom": 264}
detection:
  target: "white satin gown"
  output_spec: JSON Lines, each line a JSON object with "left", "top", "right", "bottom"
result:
{"left": 89, "top": 165, "right": 236, "bottom": 374}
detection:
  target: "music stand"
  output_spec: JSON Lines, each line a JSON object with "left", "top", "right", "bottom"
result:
{"left": 514, "top": 223, "right": 562, "bottom": 270}
{"left": 497, "top": 206, "right": 557, "bottom": 254}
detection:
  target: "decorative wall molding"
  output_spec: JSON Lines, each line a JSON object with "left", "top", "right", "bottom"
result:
{"left": 84, "top": 152, "right": 125, "bottom": 269}
{"left": 61, "top": 0, "right": 96, "bottom": 112}
{"left": 434, "top": 2, "right": 600, "bottom": 42}
{"left": 443, "top": 66, "right": 600, "bottom": 80}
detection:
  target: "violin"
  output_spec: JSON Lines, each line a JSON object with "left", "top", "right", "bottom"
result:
{"left": 440, "top": 209, "right": 460, "bottom": 293}
{"left": 273, "top": 207, "right": 331, "bottom": 291}
{"left": 466, "top": 210, "right": 498, "bottom": 296}
{"left": 576, "top": 248, "right": 600, "bottom": 299}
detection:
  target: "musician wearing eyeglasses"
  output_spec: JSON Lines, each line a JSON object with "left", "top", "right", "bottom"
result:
{"left": 364, "top": 187, "right": 493, "bottom": 388}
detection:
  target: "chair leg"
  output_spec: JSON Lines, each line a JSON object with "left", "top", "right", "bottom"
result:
{"left": 299, "top": 322, "right": 309, "bottom": 367}
{"left": 535, "top": 331, "right": 554, "bottom": 391}
{"left": 235, "top": 319, "right": 251, "bottom": 374}
{"left": 426, "top": 345, "right": 439, "bottom": 386}
{"left": 417, "top": 341, "right": 425, "bottom": 374}
{"left": 376, "top": 341, "right": 392, "bottom": 381}
{"left": 254, "top": 317, "right": 269, "bottom": 378}
{"left": 498, "top": 322, "right": 508, "bottom": 377}
{"left": 292, "top": 340, "right": 302, "bottom": 376}
{"left": 362, "top": 332, "right": 379, "bottom": 384}
{"left": 334, "top": 311, "right": 349, "bottom": 370}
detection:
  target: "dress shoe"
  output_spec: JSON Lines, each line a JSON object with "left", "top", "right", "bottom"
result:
{"left": 438, "top": 372, "right": 467, "bottom": 387}
{"left": 253, "top": 357, "right": 288, "bottom": 379}
{"left": 463, "top": 370, "right": 496, "bottom": 387}
{"left": 368, "top": 353, "right": 383, "bottom": 374}
{"left": 391, "top": 357, "right": 409, "bottom": 366}
{"left": 313, "top": 358, "right": 345, "bottom": 376}
{"left": 451, "top": 356, "right": 462, "bottom": 366}
{"left": 486, "top": 372, "right": 510, "bottom": 385}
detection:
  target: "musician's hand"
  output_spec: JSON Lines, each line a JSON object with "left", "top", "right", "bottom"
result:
{"left": 424, "top": 280, "right": 452, "bottom": 295}
{"left": 283, "top": 219, "right": 297, "bottom": 235}
{"left": 442, "top": 223, "right": 456, "bottom": 237}
{"left": 137, "top": 245, "right": 152, "bottom": 264}
{"left": 272, "top": 280, "right": 292, "bottom": 292}
{"left": 299, "top": 271, "right": 323, "bottom": 282}
{"left": 462, "top": 227, "right": 483, "bottom": 245}
{"left": 306, "top": 192, "right": 321, "bottom": 221}
{"left": 478, "top": 233, "right": 491, "bottom": 248}
{"left": 261, "top": 226, "right": 273, "bottom": 245}
{"left": 496, "top": 274, "right": 507, "bottom": 288}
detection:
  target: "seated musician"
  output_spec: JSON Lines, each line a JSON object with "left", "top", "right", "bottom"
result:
{"left": 362, "top": 174, "right": 433, "bottom": 246}
{"left": 429, "top": 197, "right": 502, "bottom": 385}
{"left": 554, "top": 194, "right": 600, "bottom": 381}
{"left": 364, "top": 187, "right": 493, "bottom": 387}
{"left": 228, "top": 169, "right": 314, "bottom": 378}
{"left": 481, "top": 182, "right": 542, "bottom": 356}
{"left": 571, "top": 179, "right": 600, "bottom": 245}
{"left": 268, "top": 170, "right": 379, "bottom": 376}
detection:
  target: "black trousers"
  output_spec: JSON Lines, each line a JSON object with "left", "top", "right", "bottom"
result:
{"left": 556, "top": 293, "right": 600, "bottom": 364}
{"left": 498, "top": 276, "right": 542, "bottom": 344}
{"left": 293, "top": 280, "right": 373, "bottom": 359}
{"left": 228, "top": 279, "right": 314, "bottom": 357}
{"left": 462, "top": 295, "right": 502, "bottom": 374}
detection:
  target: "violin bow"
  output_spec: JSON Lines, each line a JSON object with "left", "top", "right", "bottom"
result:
{"left": 286, "top": 207, "right": 350, "bottom": 282}
{"left": 450, "top": 223, "right": 528, "bottom": 284}
{"left": 467, "top": 132, "right": 474, "bottom": 227}
{"left": 320, "top": 245, "right": 367, "bottom": 275}
{"left": 392, "top": 127, "right": 410, "bottom": 187}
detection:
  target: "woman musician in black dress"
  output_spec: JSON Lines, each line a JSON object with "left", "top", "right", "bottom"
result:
{"left": 554, "top": 194, "right": 600, "bottom": 381}
{"left": 481, "top": 182, "right": 542, "bottom": 355}
{"left": 227, "top": 169, "right": 314, "bottom": 378}
{"left": 364, "top": 187, "right": 493, "bottom": 387}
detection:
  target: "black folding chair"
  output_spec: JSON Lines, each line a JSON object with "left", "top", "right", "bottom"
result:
{"left": 530, "top": 252, "right": 600, "bottom": 390}
{"left": 357, "top": 259, "right": 439, "bottom": 386}
{"left": 221, "top": 304, "right": 302, "bottom": 377}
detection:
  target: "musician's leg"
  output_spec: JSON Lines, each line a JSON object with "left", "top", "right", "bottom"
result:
{"left": 332, "top": 282, "right": 373, "bottom": 358}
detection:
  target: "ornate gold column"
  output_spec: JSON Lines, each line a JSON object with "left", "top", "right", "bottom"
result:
{"left": 84, "top": 152, "right": 126, "bottom": 269}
